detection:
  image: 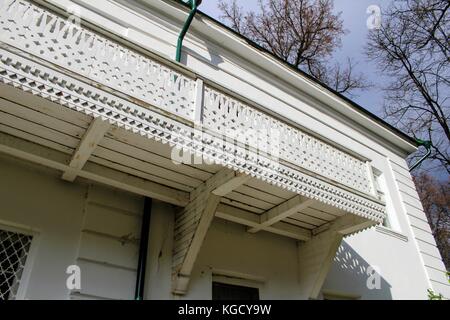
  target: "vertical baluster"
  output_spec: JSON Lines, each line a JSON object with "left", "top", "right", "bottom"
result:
{"left": 193, "top": 78, "right": 204, "bottom": 124}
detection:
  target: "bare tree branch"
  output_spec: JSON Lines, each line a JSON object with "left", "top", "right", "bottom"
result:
{"left": 366, "top": 0, "right": 449, "bottom": 173}
{"left": 218, "top": 0, "right": 368, "bottom": 96}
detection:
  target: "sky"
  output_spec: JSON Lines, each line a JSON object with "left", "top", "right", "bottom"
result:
{"left": 198, "top": 0, "right": 393, "bottom": 117}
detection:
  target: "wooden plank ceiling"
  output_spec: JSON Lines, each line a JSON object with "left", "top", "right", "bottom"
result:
{"left": 0, "top": 83, "right": 347, "bottom": 240}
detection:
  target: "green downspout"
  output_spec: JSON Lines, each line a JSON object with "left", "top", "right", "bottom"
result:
{"left": 176, "top": 0, "right": 200, "bottom": 63}
{"left": 409, "top": 139, "right": 432, "bottom": 172}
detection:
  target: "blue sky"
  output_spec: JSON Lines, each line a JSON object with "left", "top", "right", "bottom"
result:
{"left": 198, "top": 0, "right": 393, "bottom": 117}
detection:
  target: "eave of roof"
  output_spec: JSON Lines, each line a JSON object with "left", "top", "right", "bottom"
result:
{"left": 172, "top": 0, "right": 419, "bottom": 152}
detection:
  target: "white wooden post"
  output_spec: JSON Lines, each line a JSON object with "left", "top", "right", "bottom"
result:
{"left": 193, "top": 78, "right": 204, "bottom": 124}
{"left": 62, "top": 117, "right": 111, "bottom": 182}
{"left": 366, "top": 161, "right": 379, "bottom": 198}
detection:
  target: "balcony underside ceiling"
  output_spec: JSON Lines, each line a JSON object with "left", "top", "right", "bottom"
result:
{"left": 0, "top": 82, "right": 355, "bottom": 240}
{"left": 0, "top": 0, "right": 386, "bottom": 297}
{"left": 0, "top": 0, "right": 386, "bottom": 224}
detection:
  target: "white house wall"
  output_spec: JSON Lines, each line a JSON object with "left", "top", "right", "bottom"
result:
{"left": 389, "top": 158, "right": 450, "bottom": 295}
{"left": 36, "top": 0, "right": 448, "bottom": 297}
{"left": 0, "top": 0, "right": 448, "bottom": 299}
{"left": 0, "top": 143, "right": 447, "bottom": 299}
{"left": 0, "top": 153, "right": 144, "bottom": 299}
{"left": 0, "top": 153, "right": 87, "bottom": 299}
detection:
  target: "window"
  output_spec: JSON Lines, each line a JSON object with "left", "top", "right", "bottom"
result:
{"left": 212, "top": 282, "right": 259, "bottom": 300}
{"left": 372, "top": 169, "right": 390, "bottom": 228}
{"left": 0, "top": 229, "right": 33, "bottom": 300}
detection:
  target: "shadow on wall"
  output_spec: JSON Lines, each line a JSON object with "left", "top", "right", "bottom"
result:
{"left": 323, "top": 241, "right": 392, "bottom": 300}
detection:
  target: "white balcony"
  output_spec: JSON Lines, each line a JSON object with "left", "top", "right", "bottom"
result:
{"left": 0, "top": 0, "right": 386, "bottom": 297}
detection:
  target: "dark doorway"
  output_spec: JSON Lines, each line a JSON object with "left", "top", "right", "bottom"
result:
{"left": 212, "top": 282, "right": 259, "bottom": 300}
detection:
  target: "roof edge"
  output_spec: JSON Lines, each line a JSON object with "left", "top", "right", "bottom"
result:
{"left": 172, "top": 0, "right": 419, "bottom": 152}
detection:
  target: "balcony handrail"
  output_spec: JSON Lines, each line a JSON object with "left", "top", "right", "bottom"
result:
{"left": 0, "top": 0, "right": 386, "bottom": 222}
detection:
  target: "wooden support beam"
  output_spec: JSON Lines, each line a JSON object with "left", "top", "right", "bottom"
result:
{"left": 212, "top": 172, "right": 250, "bottom": 196}
{"left": 215, "top": 204, "right": 311, "bottom": 241}
{"left": 297, "top": 214, "right": 376, "bottom": 299}
{"left": 312, "top": 214, "right": 376, "bottom": 237}
{"left": 62, "top": 117, "right": 110, "bottom": 182}
{"left": 248, "top": 195, "right": 314, "bottom": 233}
{"left": 172, "top": 169, "right": 250, "bottom": 295}
{"left": 0, "top": 132, "right": 189, "bottom": 206}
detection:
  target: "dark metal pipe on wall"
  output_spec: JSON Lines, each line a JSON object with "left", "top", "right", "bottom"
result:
{"left": 134, "top": 197, "right": 152, "bottom": 300}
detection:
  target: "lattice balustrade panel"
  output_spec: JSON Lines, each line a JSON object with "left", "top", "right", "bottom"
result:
{"left": 203, "top": 87, "right": 373, "bottom": 195}
{"left": 0, "top": 47, "right": 386, "bottom": 222}
{"left": 0, "top": 0, "right": 196, "bottom": 120}
{"left": 0, "top": 0, "right": 386, "bottom": 222}
{"left": 0, "top": 229, "right": 33, "bottom": 300}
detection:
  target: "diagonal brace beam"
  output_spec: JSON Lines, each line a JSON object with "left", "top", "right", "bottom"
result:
{"left": 248, "top": 195, "right": 314, "bottom": 233}
{"left": 298, "top": 214, "right": 377, "bottom": 299}
{"left": 62, "top": 117, "right": 110, "bottom": 182}
{"left": 172, "top": 169, "right": 250, "bottom": 294}
{"left": 216, "top": 204, "right": 311, "bottom": 241}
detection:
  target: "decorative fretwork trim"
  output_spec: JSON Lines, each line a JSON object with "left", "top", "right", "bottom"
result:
{"left": 0, "top": 0, "right": 196, "bottom": 121}
{"left": 203, "top": 87, "right": 373, "bottom": 194}
{"left": 0, "top": 48, "right": 386, "bottom": 223}
{"left": 0, "top": 0, "right": 375, "bottom": 195}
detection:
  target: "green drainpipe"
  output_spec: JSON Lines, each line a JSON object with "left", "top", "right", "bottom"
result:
{"left": 409, "top": 138, "right": 432, "bottom": 172}
{"left": 176, "top": 0, "right": 201, "bottom": 63}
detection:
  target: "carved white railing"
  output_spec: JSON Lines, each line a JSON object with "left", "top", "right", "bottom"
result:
{"left": 0, "top": 0, "right": 386, "bottom": 222}
{"left": 203, "top": 87, "right": 373, "bottom": 194}
{"left": 0, "top": 0, "right": 196, "bottom": 120}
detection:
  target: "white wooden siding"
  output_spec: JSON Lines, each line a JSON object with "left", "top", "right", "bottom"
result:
{"left": 70, "top": 185, "right": 144, "bottom": 300}
{"left": 389, "top": 158, "right": 450, "bottom": 294}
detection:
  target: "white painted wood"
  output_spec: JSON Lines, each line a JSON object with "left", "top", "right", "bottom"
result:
{"left": 248, "top": 196, "right": 315, "bottom": 233}
{"left": 212, "top": 173, "right": 251, "bottom": 196}
{"left": 0, "top": 0, "right": 447, "bottom": 300}
{"left": 0, "top": 123, "right": 75, "bottom": 155}
{"left": 366, "top": 162, "right": 379, "bottom": 197}
{"left": 83, "top": 203, "right": 141, "bottom": 239}
{"left": 0, "top": 96, "right": 86, "bottom": 138}
{"left": 173, "top": 194, "right": 221, "bottom": 292}
{"left": 0, "top": 132, "right": 189, "bottom": 206}
{"left": 215, "top": 204, "right": 311, "bottom": 241}
{"left": 88, "top": 155, "right": 195, "bottom": 193}
{"left": 283, "top": 218, "right": 316, "bottom": 230}
{"left": 225, "top": 191, "right": 274, "bottom": 211}
{"left": 0, "top": 16, "right": 388, "bottom": 223}
{"left": 88, "top": 184, "right": 144, "bottom": 216}
{"left": 245, "top": 179, "right": 294, "bottom": 200}
{"left": 78, "top": 231, "right": 138, "bottom": 270}
{"left": 220, "top": 197, "right": 265, "bottom": 214}
{"left": 75, "top": 259, "right": 136, "bottom": 300}
{"left": 99, "top": 136, "right": 213, "bottom": 181}
{"left": 297, "top": 214, "right": 374, "bottom": 299}
{"left": 234, "top": 185, "right": 286, "bottom": 205}
{"left": 0, "top": 83, "right": 92, "bottom": 129}
{"left": 92, "top": 146, "right": 203, "bottom": 187}
{"left": 0, "top": 110, "right": 80, "bottom": 148}
{"left": 290, "top": 212, "right": 328, "bottom": 226}
{"left": 298, "top": 207, "right": 338, "bottom": 221}
{"left": 62, "top": 117, "right": 111, "bottom": 182}
{"left": 194, "top": 78, "right": 204, "bottom": 124}
{"left": 108, "top": 127, "right": 222, "bottom": 174}
{"left": 389, "top": 158, "right": 450, "bottom": 295}
{"left": 172, "top": 169, "right": 250, "bottom": 294}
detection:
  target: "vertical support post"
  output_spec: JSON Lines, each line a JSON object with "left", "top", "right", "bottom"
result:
{"left": 194, "top": 78, "right": 204, "bottom": 124}
{"left": 366, "top": 161, "right": 378, "bottom": 198}
{"left": 135, "top": 197, "right": 152, "bottom": 300}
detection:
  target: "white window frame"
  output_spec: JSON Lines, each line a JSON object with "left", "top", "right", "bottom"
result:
{"left": 372, "top": 168, "right": 402, "bottom": 232}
